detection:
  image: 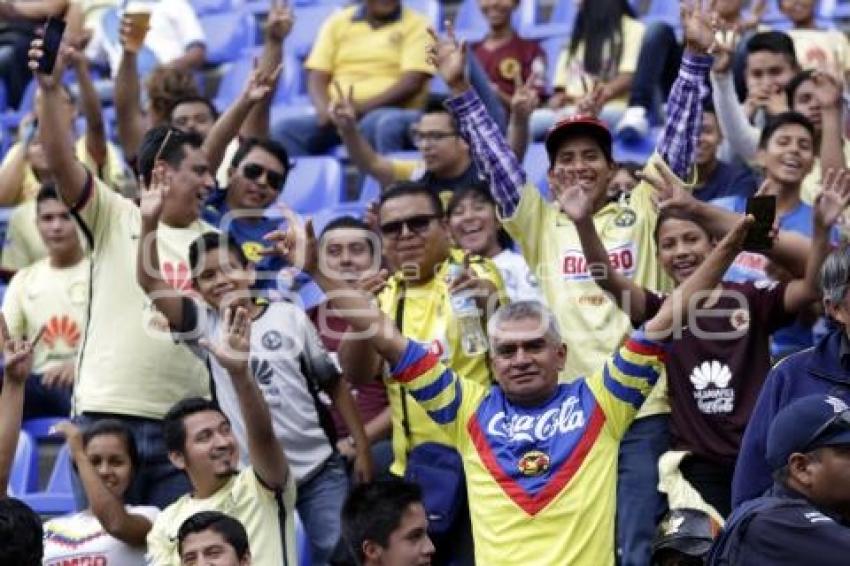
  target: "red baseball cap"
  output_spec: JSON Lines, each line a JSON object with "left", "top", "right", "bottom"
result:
{"left": 544, "top": 114, "right": 613, "bottom": 166}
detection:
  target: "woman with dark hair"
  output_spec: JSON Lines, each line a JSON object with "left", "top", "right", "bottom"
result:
{"left": 530, "top": 0, "right": 644, "bottom": 136}
{"left": 446, "top": 182, "right": 542, "bottom": 302}
{"left": 43, "top": 419, "right": 159, "bottom": 565}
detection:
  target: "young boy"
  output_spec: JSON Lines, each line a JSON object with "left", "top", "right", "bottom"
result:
{"left": 780, "top": 0, "right": 850, "bottom": 79}
{"left": 471, "top": 0, "right": 545, "bottom": 112}
{"left": 136, "top": 170, "right": 372, "bottom": 566}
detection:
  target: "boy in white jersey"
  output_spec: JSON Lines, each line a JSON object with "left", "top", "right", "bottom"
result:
{"left": 136, "top": 170, "right": 372, "bottom": 565}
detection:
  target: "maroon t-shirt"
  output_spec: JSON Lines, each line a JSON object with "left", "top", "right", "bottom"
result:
{"left": 308, "top": 304, "right": 388, "bottom": 438}
{"left": 639, "top": 281, "right": 794, "bottom": 466}
{"left": 472, "top": 35, "right": 546, "bottom": 99}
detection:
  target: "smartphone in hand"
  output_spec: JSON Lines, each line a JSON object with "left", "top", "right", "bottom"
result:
{"left": 38, "top": 18, "right": 67, "bottom": 75}
{"left": 742, "top": 195, "right": 776, "bottom": 251}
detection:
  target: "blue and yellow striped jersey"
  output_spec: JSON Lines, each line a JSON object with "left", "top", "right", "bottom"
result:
{"left": 391, "top": 329, "right": 668, "bottom": 565}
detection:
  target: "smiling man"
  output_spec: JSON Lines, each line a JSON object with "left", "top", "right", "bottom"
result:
{"left": 35, "top": 34, "right": 220, "bottom": 508}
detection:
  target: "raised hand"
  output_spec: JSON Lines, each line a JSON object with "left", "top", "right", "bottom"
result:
{"left": 740, "top": 0, "right": 766, "bottom": 32}
{"left": 811, "top": 71, "right": 843, "bottom": 110}
{"left": 263, "top": 206, "right": 319, "bottom": 275}
{"left": 0, "top": 314, "right": 41, "bottom": 385}
{"left": 427, "top": 21, "right": 467, "bottom": 92}
{"left": 355, "top": 269, "right": 390, "bottom": 296}
{"left": 27, "top": 37, "right": 69, "bottom": 90}
{"left": 814, "top": 168, "right": 850, "bottom": 230}
{"left": 200, "top": 306, "right": 252, "bottom": 376}
{"left": 139, "top": 168, "right": 168, "bottom": 226}
{"left": 244, "top": 59, "right": 284, "bottom": 102}
{"left": 574, "top": 83, "right": 607, "bottom": 118}
{"left": 641, "top": 163, "right": 698, "bottom": 215}
{"left": 328, "top": 81, "right": 358, "bottom": 133}
{"left": 447, "top": 254, "right": 498, "bottom": 311}
{"left": 553, "top": 172, "right": 595, "bottom": 222}
{"left": 510, "top": 71, "right": 540, "bottom": 122}
{"left": 265, "top": 0, "right": 295, "bottom": 44}
{"left": 719, "top": 213, "right": 756, "bottom": 254}
{"left": 681, "top": 0, "right": 720, "bottom": 55}
{"left": 765, "top": 85, "right": 789, "bottom": 115}
{"left": 51, "top": 421, "right": 84, "bottom": 455}
{"left": 712, "top": 28, "right": 739, "bottom": 74}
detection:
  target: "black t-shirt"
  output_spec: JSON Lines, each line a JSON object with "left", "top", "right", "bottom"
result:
{"left": 418, "top": 161, "right": 482, "bottom": 205}
{"left": 639, "top": 281, "right": 794, "bottom": 465}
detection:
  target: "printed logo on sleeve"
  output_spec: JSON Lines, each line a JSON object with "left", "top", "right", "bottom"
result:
{"left": 562, "top": 243, "right": 637, "bottom": 281}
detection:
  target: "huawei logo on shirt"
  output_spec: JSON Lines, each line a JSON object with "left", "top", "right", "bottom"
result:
{"left": 42, "top": 315, "right": 81, "bottom": 349}
{"left": 163, "top": 261, "right": 192, "bottom": 291}
{"left": 690, "top": 360, "right": 735, "bottom": 415}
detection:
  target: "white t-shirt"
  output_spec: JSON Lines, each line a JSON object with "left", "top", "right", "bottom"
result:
{"left": 183, "top": 301, "right": 340, "bottom": 483}
{"left": 86, "top": 0, "right": 206, "bottom": 76}
{"left": 43, "top": 505, "right": 159, "bottom": 566}
{"left": 492, "top": 248, "right": 543, "bottom": 303}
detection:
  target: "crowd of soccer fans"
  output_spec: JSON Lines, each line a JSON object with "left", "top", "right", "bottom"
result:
{"left": 3, "top": 0, "right": 850, "bottom": 564}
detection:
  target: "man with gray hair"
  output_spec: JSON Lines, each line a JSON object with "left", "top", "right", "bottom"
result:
{"left": 270, "top": 212, "right": 754, "bottom": 565}
{"left": 733, "top": 245, "right": 850, "bottom": 507}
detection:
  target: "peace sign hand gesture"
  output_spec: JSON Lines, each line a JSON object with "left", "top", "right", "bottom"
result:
{"left": 427, "top": 21, "right": 469, "bottom": 93}
{"left": 329, "top": 81, "right": 358, "bottom": 133}
{"left": 1, "top": 314, "right": 42, "bottom": 385}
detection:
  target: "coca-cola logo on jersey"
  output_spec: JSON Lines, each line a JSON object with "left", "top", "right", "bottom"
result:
{"left": 486, "top": 396, "right": 586, "bottom": 442}
{"left": 562, "top": 243, "right": 637, "bottom": 281}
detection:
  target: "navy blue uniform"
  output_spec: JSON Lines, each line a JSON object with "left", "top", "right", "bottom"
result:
{"left": 708, "top": 483, "right": 850, "bottom": 565}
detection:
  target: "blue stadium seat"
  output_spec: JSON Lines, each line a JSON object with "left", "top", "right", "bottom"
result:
{"left": 520, "top": 0, "right": 576, "bottom": 41}
{"left": 214, "top": 50, "right": 304, "bottom": 113}
{"left": 540, "top": 36, "right": 566, "bottom": 90}
{"left": 21, "top": 444, "right": 78, "bottom": 516}
{"left": 522, "top": 142, "right": 552, "bottom": 200}
{"left": 284, "top": 3, "right": 341, "bottom": 58}
{"left": 405, "top": 0, "right": 441, "bottom": 28}
{"left": 641, "top": 0, "right": 684, "bottom": 27}
{"left": 8, "top": 431, "right": 37, "bottom": 497}
{"left": 23, "top": 417, "right": 65, "bottom": 443}
{"left": 191, "top": 0, "right": 237, "bottom": 15}
{"left": 296, "top": 512, "right": 311, "bottom": 566}
{"left": 278, "top": 156, "right": 344, "bottom": 214}
{"left": 612, "top": 127, "right": 659, "bottom": 164}
{"left": 310, "top": 203, "right": 368, "bottom": 235}
{"left": 200, "top": 9, "right": 258, "bottom": 65}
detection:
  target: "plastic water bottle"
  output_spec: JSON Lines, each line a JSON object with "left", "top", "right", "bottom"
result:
{"left": 446, "top": 264, "right": 489, "bottom": 356}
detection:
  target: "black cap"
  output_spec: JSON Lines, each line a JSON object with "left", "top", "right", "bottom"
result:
{"left": 651, "top": 508, "right": 719, "bottom": 560}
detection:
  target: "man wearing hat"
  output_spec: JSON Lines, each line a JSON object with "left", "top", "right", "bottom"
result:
{"left": 708, "top": 394, "right": 850, "bottom": 565}
{"left": 429, "top": 6, "right": 744, "bottom": 565}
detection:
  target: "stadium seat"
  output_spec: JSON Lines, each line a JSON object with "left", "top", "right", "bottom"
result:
{"left": 540, "top": 36, "right": 565, "bottom": 90}
{"left": 190, "top": 0, "right": 237, "bottom": 15}
{"left": 214, "top": 50, "right": 303, "bottom": 113}
{"left": 284, "top": 3, "right": 341, "bottom": 58}
{"left": 8, "top": 431, "right": 37, "bottom": 496}
{"left": 21, "top": 444, "right": 78, "bottom": 516}
{"left": 520, "top": 0, "right": 576, "bottom": 41}
{"left": 522, "top": 142, "right": 552, "bottom": 200}
{"left": 310, "top": 203, "right": 368, "bottom": 235}
{"left": 404, "top": 0, "right": 441, "bottom": 28}
{"left": 200, "top": 9, "right": 259, "bottom": 66}
{"left": 296, "top": 512, "right": 311, "bottom": 566}
{"left": 23, "top": 417, "right": 65, "bottom": 443}
{"left": 278, "top": 156, "right": 344, "bottom": 214}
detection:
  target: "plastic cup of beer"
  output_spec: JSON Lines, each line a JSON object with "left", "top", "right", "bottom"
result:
{"left": 124, "top": 5, "right": 151, "bottom": 52}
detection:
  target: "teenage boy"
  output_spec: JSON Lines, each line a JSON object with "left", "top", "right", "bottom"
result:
{"left": 137, "top": 179, "right": 371, "bottom": 565}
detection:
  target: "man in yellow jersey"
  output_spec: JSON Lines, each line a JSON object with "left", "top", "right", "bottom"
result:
{"left": 273, "top": 205, "right": 752, "bottom": 565}
{"left": 338, "top": 181, "right": 504, "bottom": 561}
{"left": 30, "top": 40, "right": 214, "bottom": 507}
{"left": 2, "top": 185, "right": 88, "bottom": 419}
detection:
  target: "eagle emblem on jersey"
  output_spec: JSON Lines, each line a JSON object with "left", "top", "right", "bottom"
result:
{"left": 614, "top": 208, "right": 636, "bottom": 227}
{"left": 518, "top": 451, "right": 550, "bottom": 476}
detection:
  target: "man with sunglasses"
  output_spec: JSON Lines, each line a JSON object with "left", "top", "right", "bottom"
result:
{"left": 202, "top": 137, "right": 293, "bottom": 294}
{"left": 709, "top": 394, "right": 850, "bottom": 565}
{"left": 337, "top": 181, "right": 504, "bottom": 562}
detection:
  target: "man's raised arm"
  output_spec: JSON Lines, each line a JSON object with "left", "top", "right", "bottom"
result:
{"left": 28, "top": 40, "right": 89, "bottom": 207}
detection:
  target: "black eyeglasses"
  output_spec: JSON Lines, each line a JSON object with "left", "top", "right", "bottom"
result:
{"left": 379, "top": 214, "right": 439, "bottom": 237}
{"left": 241, "top": 163, "right": 286, "bottom": 191}
{"left": 801, "top": 409, "right": 850, "bottom": 453}
{"left": 410, "top": 129, "right": 458, "bottom": 145}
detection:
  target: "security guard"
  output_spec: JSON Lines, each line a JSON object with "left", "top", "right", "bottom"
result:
{"left": 708, "top": 394, "right": 850, "bottom": 565}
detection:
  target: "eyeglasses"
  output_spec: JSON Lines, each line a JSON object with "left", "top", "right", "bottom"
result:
{"left": 241, "top": 163, "right": 286, "bottom": 191}
{"left": 379, "top": 214, "right": 439, "bottom": 238}
{"left": 410, "top": 129, "right": 458, "bottom": 145}
{"left": 801, "top": 409, "right": 850, "bottom": 453}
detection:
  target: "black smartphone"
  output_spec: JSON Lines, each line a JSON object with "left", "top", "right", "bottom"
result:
{"left": 743, "top": 195, "right": 776, "bottom": 251}
{"left": 38, "top": 17, "right": 66, "bottom": 75}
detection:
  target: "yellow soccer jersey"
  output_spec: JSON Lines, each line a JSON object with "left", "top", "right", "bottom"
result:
{"left": 2, "top": 256, "right": 89, "bottom": 374}
{"left": 378, "top": 248, "right": 506, "bottom": 475}
{"left": 306, "top": 5, "right": 433, "bottom": 109}
{"left": 147, "top": 468, "right": 297, "bottom": 566}
{"left": 69, "top": 172, "right": 210, "bottom": 419}
{"left": 390, "top": 329, "right": 668, "bottom": 565}
{"left": 501, "top": 160, "right": 675, "bottom": 417}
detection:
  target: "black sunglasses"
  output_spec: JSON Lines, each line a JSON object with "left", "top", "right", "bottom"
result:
{"left": 379, "top": 214, "right": 439, "bottom": 237}
{"left": 801, "top": 409, "right": 850, "bottom": 453}
{"left": 242, "top": 163, "right": 286, "bottom": 191}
